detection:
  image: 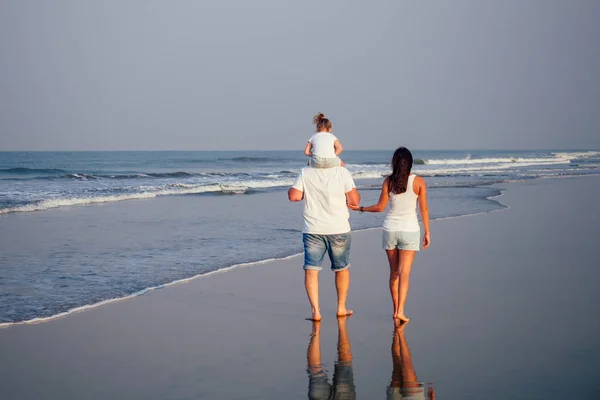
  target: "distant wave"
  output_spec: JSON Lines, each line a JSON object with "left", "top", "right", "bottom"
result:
{"left": 423, "top": 151, "right": 600, "bottom": 166}
{"left": 0, "top": 167, "right": 68, "bottom": 175}
{"left": 0, "top": 178, "right": 297, "bottom": 215}
{"left": 218, "top": 156, "right": 287, "bottom": 163}
{"left": 351, "top": 171, "right": 388, "bottom": 179}
{"left": 146, "top": 171, "right": 194, "bottom": 178}
{"left": 425, "top": 157, "right": 557, "bottom": 166}
{"left": 413, "top": 162, "right": 541, "bottom": 177}
{"left": 2, "top": 150, "right": 598, "bottom": 216}
{"left": 2, "top": 170, "right": 258, "bottom": 181}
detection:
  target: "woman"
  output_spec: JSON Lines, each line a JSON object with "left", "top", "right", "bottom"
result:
{"left": 350, "top": 147, "right": 430, "bottom": 322}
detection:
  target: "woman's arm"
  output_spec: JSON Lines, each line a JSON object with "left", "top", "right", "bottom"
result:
{"left": 415, "top": 177, "right": 431, "bottom": 249}
{"left": 334, "top": 139, "right": 343, "bottom": 156}
{"left": 349, "top": 178, "right": 389, "bottom": 212}
{"left": 304, "top": 142, "right": 313, "bottom": 157}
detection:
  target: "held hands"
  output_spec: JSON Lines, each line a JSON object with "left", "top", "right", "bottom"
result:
{"left": 423, "top": 232, "right": 431, "bottom": 249}
{"left": 347, "top": 203, "right": 360, "bottom": 211}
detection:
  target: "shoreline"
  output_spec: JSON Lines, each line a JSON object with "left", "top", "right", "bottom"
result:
{"left": 1, "top": 173, "right": 597, "bottom": 328}
{"left": 0, "top": 175, "right": 555, "bottom": 328}
{"left": 0, "top": 196, "right": 507, "bottom": 329}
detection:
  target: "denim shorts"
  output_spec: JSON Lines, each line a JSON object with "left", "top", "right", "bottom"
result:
{"left": 307, "top": 368, "right": 331, "bottom": 399}
{"left": 303, "top": 233, "right": 351, "bottom": 271}
{"left": 382, "top": 230, "right": 420, "bottom": 251}
{"left": 307, "top": 362, "right": 355, "bottom": 399}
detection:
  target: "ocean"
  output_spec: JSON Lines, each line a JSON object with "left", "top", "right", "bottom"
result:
{"left": 1, "top": 149, "right": 599, "bottom": 325}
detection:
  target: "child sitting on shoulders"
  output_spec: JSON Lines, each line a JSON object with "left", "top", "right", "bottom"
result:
{"left": 304, "top": 113, "right": 345, "bottom": 168}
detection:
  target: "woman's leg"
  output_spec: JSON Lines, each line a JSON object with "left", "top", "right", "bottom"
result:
{"left": 385, "top": 249, "right": 400, "bottom": 317}
{"left": 396, "top": 250, "right": 416, "bottom": 322}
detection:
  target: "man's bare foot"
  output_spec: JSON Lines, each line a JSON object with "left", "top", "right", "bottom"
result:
{"left": 394, "top": 313, "right": 410, "bottom": 323}
{"left": 306, "top": 309, "right": 322, "bottom": 321}
{"left": 336, "top": 309, "right": 353, "bottom": 317}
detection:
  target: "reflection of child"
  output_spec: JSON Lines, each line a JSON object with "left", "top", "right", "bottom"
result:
{"left": 304, "top": 113, "right": 344, "bottom": 168}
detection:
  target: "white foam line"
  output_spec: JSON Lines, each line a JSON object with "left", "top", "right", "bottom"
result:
{"left": 0, "top": 252, "right": 304, "bottom": 329}
{"left": 537, "top": 172, "right": 600, "bottom": 180}
{"left": 0, "top": 178, "right": 295, "bottom": 216}
{"left": 431, "top": 187, "right": 511, "bottom": 222}
{"left": 424, "top": 151, "right": 600, "bottom": 166}
{"left": 434, "top": 173, "right": 600, "bottom": 222}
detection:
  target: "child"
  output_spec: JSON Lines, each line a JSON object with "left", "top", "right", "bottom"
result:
{"left": 304, "top": 113, "right": 345, "bottom": 168}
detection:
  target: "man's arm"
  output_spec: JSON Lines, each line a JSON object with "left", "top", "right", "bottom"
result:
{"left": 289, "top": 170, "right": 304, "bottom": 202}
{"left": 343, "top": 169, "right": 360, "bottom": 207}
{"left": 345, "top": 188, "right": 360, "bottom": 208}
{"left": 288, "top": 187, "right": 304, "bottom": 202}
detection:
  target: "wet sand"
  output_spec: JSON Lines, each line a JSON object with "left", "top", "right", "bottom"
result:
{"left": 1, "top": 176, "right": 599, "bottom": 399}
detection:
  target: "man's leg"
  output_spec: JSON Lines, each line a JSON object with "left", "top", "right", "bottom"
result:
{"left": 335, "top": 269, "right": 353, "bottom": 317}
{"left": 328, "top": 233, "right": 353, "bottom": 317}
{"left": 305, "top": 270, "right": 322, "bottom": 321}
{"left": 307, "top": 321, "right": 331, "bottom": 398}
{"left": 303, "top": 234, "right": 326, "bottom": 321}
{"left": 332, "top": 316, "right": 355, "bottom": 397}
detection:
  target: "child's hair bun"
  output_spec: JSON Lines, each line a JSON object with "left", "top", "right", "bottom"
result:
{"left": 313, "top": 113, "right": 326, "bottom": 125}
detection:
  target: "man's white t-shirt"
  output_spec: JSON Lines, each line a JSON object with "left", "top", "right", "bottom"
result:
{"left": 292, "top": 167, "right": 356, "bottom": 234}
{"left": 308, "top": 132, "right": 338, "bottom": 158}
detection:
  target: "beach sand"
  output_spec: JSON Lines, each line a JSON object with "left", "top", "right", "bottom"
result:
{"left": 1, "top": 176, "right": 599, "bottom": 399}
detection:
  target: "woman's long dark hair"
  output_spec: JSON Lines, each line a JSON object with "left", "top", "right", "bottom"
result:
{"left": 388, "top": 147, "right": 413, "bottom": 194}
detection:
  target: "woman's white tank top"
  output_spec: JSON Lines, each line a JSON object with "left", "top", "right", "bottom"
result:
{"left": 382, "top": 174, "right": 420, "bottom": 232}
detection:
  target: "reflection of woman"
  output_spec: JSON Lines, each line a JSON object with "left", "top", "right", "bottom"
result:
{"left": 387, "top": 322, "right": 435, "bottom": 400}
{"left": 350, "top": 147, "right": 430, "bottom": 321}
{"left": 306, "top": 318, "right": 356, "bottom": 400}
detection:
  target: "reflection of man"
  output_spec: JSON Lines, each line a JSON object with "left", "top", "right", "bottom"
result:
{"left": 387, "top": 322, "right": 436, "bottom": 400}
{"left": 288, "top": 166, "right": 360, "bottom": 321}
{"left": 306, "top": 318, "right": 356, "bottom": 400}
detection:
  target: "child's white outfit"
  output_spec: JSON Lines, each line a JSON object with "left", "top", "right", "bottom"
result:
{"left": 307, "top": 132, "right": 341, "bottom": 168}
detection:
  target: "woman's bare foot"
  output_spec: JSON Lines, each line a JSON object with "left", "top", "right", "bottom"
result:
{"left": 394, "top": 313, "right": 410, "bottom": 323}
{"left": 336, "top": 309, "right": 353, "bottom": 317}
{"left": 394, "top": 318, "right": 410, "bottom": 330}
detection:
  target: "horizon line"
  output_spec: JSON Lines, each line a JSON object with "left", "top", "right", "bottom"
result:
{"left": 1, "top": 148, "right": 599, "bottom": 153}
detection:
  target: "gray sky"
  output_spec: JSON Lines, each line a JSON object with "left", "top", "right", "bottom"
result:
{"left": 1, "top": 0, "right": 599, "bottom": 151}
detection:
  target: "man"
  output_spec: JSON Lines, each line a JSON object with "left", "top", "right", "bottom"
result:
{"left": 306, "top": 318, "right": 355, "bottom": 399}
{"left": 288, "top": 165, "right": 360, "bottom": 321}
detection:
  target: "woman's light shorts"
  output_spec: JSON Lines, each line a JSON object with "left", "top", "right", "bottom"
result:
{"left": 382, "top": 230, "right": 421, "bottom": 251}
{"left": 310, "top": 156, "right": 342, "bottom": 169}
